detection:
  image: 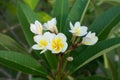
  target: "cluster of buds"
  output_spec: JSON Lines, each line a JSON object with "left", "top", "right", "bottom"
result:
{"left": 30, "top": 18, "right": 98, "bottom": 55}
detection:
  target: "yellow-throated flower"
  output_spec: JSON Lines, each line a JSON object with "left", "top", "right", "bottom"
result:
{"left": 69, "top": 21, "right": 88, "bottom": 36}
{"left": 43, "top": 18, "right": 58, "bottom": 33}
{"left": 32, "top": 32, "right": 52, "bottom": 53}
{"left": 82, "top": 32, "right": 98, "bottom": 45}
{"left": 30, "top": 20, "right": 43, "bottom": 35}
{"left": 48, "top": 33, "right": 68, "bottom": 54}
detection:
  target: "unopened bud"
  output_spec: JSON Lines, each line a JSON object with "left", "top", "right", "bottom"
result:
{"left": 114, "top": 54, "right": 119, "bottom": 62}
{"left": 67, "top": 57, "right": 73, "bottom": 61}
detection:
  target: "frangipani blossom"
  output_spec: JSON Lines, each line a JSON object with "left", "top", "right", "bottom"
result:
{"left": 82, "top": 32, "right": 98, "bottom": 45}
{"left": 43, "top": 18, "right": 58, "bottom": 33}
{"left": 32, "top": 32, "right": 52, "bottom": 54}
{"left": 69, "top": 21, "right": 88, "bottom": 36}
{"left": 30, "top": 20, "right": 43, "bottom": 35}
{"left": 48, "top": 33, "right": 68, "bottom": 54}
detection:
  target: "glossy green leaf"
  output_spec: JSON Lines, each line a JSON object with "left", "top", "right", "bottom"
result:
{"left": 23, "top": 0, "right": 39, "bottom": 10}
{"left": 0, "top": 51, "right": 48, "bottom": 76}
{"left": 53, "top": 0, "right": 69, "bottom": 32}
{"left": 89, "top": 6, "right": 120, "bottom": 40}
{"left": 0, "top": 33, "right": 27, "bottom": 53}
{"left": 17, "top": 2, "right": 38, "bottom": 46}
{"left": 66, "top": 0, "right": 90, "bottom": 23}
{"left": 37, "top": 12, "right": 52, "bottom": 23}
{"left": 68, "top": 38, "right": 120, "bottom": 74}
{"left": 45, "top": 51, "right": 58, "bottom": 71}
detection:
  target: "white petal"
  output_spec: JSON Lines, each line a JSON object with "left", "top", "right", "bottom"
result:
{"left": 82, "top": 34, "right": 98, "bottom": 45}
{"left": 70, "top": 21, "right": 74, "bottom": 29}
{"left": 69, "top": 30, "right": 75, "bottom": 33}
{"left": 51, "top": 18, "right": 57, "bottom": 25}
{"left": 43, "top": 23, "right": 49, "bottom": 30}
{"left": 56, "top": 33, "right": 67, "bottom": 41}
{"left": 86, "top": 31, "right": 92, "bottom": 37}
{"left": 40, "top": 49, "right": 47, "bottom": 54}
{"left": 75, "top": 21, "right": 81, "bottom": 27}
{"left": 34, "top": 35, "right": 42, "bottom": 43}
{"left": 30, "top": 24, "right": 38, "bottom": 34}
{"left": 52, "top": 49, "right": 61, "bottom": 54}
{"left": 44, "top": 32, "right": 56, "bottom": 41}
{"left": 32, "top": 44, "right": 41, "bottom": 50}
{"left": 61, "top": 42, "right": 68, "bottom": 52}
{"left": 82, "top": 37, "right": 92, "bottom": 45}
{"left": 35, "top": 20, "right": 43, "bottom": 35}
{"left": 78, "top": 27, "right": 88, "bottom": 36}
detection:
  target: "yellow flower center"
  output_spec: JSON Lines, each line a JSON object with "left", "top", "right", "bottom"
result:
{"left": 39, "top": 39, "right": 48, "bottom": 48}
{"left": 51, "top": 38, "right": 64, "bottom": 52}
{"left": 74, "top": 27, "right": 81, "bottom": 35}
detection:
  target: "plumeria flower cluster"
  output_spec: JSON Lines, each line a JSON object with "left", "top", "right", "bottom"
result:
{"left": 69, "top": 21, "right": 98, "bottom": 46}
{"left": 30, "top": 18, "right": 98, "bottom": 55}
{"left": 30, "top": 18, "right": 68, "bottom": 54}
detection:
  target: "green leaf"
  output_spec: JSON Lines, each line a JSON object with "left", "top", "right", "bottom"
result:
{"left": 32, "top": 77, "right": 47, "bottom": 80}
{"left": 82, "top": 76, "right": 111, "bottom": 80}
{"left": 17, "top": 2, "right": 38, "bottom": 46}
{"left": 37, "top": 12, "right": 52, "bottom": 23}
{"left": 66, "top": 0, "right": 90, "bottom": 23}
{"left": 103, "top": 53, "right": 117, "bottom": 80}
{"left": 53, "top": 0, "right": 69, "bottom": 32}
{"left": 68, "top": 38, "right": 120, "bottom": 74}
{"left": 0, "top": 33, "right": 27, "bottom": 53}
{"left": 23, "top": 0, "right": 39, "bottom": 10}
{"left": 0, "top": 51, "right": 48, "bottom": 76}
{"left": 89, "top": 6, "right": 120, "bottom": 40}
{"left": 45, "top": 51, "right": 58, "bottom": 71}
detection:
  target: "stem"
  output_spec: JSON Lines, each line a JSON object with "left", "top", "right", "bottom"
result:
{"left": 56, "top": 54, "right": 63, "bottom": 80}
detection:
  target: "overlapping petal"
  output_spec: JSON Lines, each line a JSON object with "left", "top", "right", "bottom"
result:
{"left": 82, "top": 32, "right": 98, "bottom": 45}
{"left": 69, "top": 21, "right": 88, "bottom": 36}
{"left": 48, "top": 33, "right": 68, "bottom": 54}
{"left": 43, "top": 18, "right": 58, "bottom": 33}
{"left": 30, "top": 20, "right": 43, "bottom": 35}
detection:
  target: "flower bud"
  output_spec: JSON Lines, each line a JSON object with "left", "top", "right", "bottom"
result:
{"left": 66, "top": 57, "right": 73, "bottom": 61}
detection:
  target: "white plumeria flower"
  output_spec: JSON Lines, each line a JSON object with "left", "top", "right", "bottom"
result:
{"left": 82, "top": 32, "right": 98, "bottom": 45}
{"left": 48, "top": 33, "right": 68, "bottom": 54}
{"left": 32, "top": 32, "right": 52, "bottom": 54}
{"left": 30, "top": 20, "right": 43, "bottom": 35}
{"left": 69, "top": 21, "right": 88, "bottom": 36}
{"left": 43, "top": 18, "right": 58, "bottom": 33}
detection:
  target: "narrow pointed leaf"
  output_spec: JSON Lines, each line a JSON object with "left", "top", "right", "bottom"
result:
{"left": 53, "top": 0, "right": 69, "bottom": 32}
{"left": 0, "top": 51, "right": 48, "bottom": 76}
{"left": 45, "top": 51, "right": 58, "bottom": 71}
{"left": 66, "top": 0, "right": 90, "bottom": 23}
{"left": 17, "top": 2, "right": 38, "bottom": 46}
{"left": 89, "top": 6, "right": 120, "bottom": 40}
{"left": 0, "top": 33, "right": 27, "bottom": 53}
{"left": 68, "top": 38, "right": 120, "bottom": 74}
